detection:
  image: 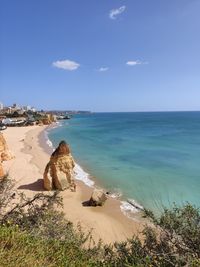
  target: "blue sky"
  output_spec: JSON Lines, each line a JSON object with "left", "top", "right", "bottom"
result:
{"left": 1, "top": 0, "right": 200, "bottom": 111}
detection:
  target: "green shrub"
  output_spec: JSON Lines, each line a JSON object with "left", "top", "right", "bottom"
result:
{"left": 0, "top": 178, "right": 199, "bottom": 266}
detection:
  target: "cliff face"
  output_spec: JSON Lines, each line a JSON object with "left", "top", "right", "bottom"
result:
{"left": 0, "top": 162, "right": 4, "bottom": 177}
{"left": 38, "top": 114, "right": 57, "bottom": 126}
{"left": 0, "top": 133, "right": 13, "bottom": 178}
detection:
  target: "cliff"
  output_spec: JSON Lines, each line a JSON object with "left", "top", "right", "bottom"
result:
{"left": 0, "top": 132, "right": 13, "bottom": 178}
{"left": 38, "top": 114, "right": 57, "bottom": 125}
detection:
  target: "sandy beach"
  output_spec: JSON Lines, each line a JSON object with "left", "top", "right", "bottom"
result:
{"left": 2, "top": 126, "right": 144, "bottom": 244}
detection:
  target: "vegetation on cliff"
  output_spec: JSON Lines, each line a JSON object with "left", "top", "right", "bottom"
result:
{"left": 0, "top": 177, "right": 200, "bottom": 267}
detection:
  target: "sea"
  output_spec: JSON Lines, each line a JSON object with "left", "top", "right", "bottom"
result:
{"left": 46, "top": 112, "right": 200, "bottom": 216}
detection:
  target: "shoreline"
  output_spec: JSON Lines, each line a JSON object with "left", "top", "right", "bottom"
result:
{"left": 45, "top": 123, "right": 145, "bottom": 216}
{"left": 2, "top": 125, "right": 145, "bottom": 244}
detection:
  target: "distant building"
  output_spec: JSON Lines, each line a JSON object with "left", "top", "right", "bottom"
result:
{"left": 23, "top": 106, "right": 36, "bottom": 112}
{"left": 0, "top": 102, "right": 3, "bottom": 110}
{"left": 12, "top": 103, "right": 20, "bottom": 110}
{"left": 23, "top": 105, "right": 31, "bottom": 111}
{"left": 16, "top": 110, "right": 25, "bottom": 115}
{"left": 3, "top": 107, "right": 12, "bottom": 114}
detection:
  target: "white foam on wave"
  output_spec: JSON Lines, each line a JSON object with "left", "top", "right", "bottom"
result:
{"left": 127, "top": 199, "right": 144, "bottom": 210}
{"left": 55, "top": 121, "right": 65, "bottom": 127}
{"left": 44, "top": 130, "right": 54, "bottom": 150}
{"left": 74, "top": 163, "right": 95, "bottom": 187}
{"left": 46, "top": 139, "right": 54, "bottom": 148}
{"left": 120, "top": 199, "right": 144, "bottom": 218}
{"left": 48, "top": 121, "right": 64, "bottom": 130}
{"left": 109, "top": 188, "right": 123, "bottom": 199}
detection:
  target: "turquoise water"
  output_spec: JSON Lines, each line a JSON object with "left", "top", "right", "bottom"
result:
{"left": 48, "top": 112, "right": 200, "bottom": 213}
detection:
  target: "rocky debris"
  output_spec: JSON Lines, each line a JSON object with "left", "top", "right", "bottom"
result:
{"left": 88, "top": 189, "right": 107, "bottom": 206}
{"left": 0, "top": 133, "right": 14, "bottom": 179}
{"left": 43, "top": 141, "right": 76, "bottom": 191}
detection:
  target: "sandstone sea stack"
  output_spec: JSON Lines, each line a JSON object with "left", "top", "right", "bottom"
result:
{"left": 43, "top": 141, "right": 76, "bottom": 191}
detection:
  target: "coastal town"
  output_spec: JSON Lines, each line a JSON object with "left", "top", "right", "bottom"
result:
{"left": 0, "top": 101, "right": 91, "bottom": 129}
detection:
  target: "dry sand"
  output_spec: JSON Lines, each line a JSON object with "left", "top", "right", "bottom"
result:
{"left": 2, "top": 126, "right": 144, "bottom": 244}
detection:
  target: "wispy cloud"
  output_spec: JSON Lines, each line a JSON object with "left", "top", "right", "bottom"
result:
{"left": 109, "top": 6, "right": 126, "bottom": 20}
{"left": 52, "top": 59, "right": 80, "bottom": 71}
{"left": 98, "top": 67, "right": 109, "bottom": 72}
{"left": 126, "top": 60, "right": 148, "bottom": 66}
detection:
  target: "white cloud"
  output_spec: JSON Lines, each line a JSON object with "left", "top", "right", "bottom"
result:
{"left": 98, "top": 67, "right": 109, "bottom": 72}
{"left": 52, "top": 59, "right": 80, "bottom": 71}
{"left": 109, "top": 6, "right": 126, "bottom": 20}
{"left": 126, "top": 60, "right": 148, "bottom": 66}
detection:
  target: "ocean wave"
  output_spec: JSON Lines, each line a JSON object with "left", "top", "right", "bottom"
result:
{"left": 120, "top": 199, "right": 144, "bottom": 218}
{"left": 46, "top": 139, "right": 54, "bottom": 148}
{"left": 55, "top": 121, "right": 64, "bottom": 127}
{"left": 127, "top": 199, "right": 144, "bottom": 210}
{"left": 47, "top": 121, "right": 63, "bottom": 130}
{"left": 74, "top": 163, "right": 95, "bottom": 187}
{"left": 44, "top": 130, "right": 54, "bottom": 149}
{"left": 109, "top": 188, "right": 122, "bottom": 199}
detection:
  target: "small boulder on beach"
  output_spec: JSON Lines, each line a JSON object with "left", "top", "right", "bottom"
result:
{"left": 88, "top": 189, "right": 107, "bottom": 206}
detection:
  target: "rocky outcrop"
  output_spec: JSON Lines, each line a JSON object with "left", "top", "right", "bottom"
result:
{"left": 49, "top": 114, "right": 57, "bottom": 123}
{"left": 38, "top": 114, "right": 57, "bottom": 126}
{"left": 43, "top": 141, "right": 76, "bottom": 191}
{"left": 88, "top": 189, "right": 107, "bottom": 206}
{"left": 0, "top": 133, "right": 14, "bottom": 179}
{"left": 41, "top": 118, "right": 51, "bottom": 125}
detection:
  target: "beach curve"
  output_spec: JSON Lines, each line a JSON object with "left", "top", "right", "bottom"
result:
{"left": 2, "top": 125, "right": 144, "bottom": 244}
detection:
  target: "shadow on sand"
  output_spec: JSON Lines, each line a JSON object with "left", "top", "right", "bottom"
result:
{"left": 82, "top": 200, "right": 91, "bottom": 207}
{"left": 18, "top": 179, "right": 45, "bottom": 192}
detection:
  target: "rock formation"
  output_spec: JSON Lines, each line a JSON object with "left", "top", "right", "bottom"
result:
{"left": 38, "top": 114, "right": 57, "bottom": 126}
{"left": 43, "top": 141, "right": 76, "bottom": 191}
{"left": 88, "top": 189, "right": 107, "bottom": 206}
{"left": 0, "top": 133, "right": 14, "bottom": 179}
{"left": 41, "top": 118, "right": 51, "bottom": 125}
{"left": 49, "top": 114, "right": 57, "bottom": 123}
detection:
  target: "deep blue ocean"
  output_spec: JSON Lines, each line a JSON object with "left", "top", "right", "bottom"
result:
{"left": 48, "top": 112, "right": 200, "bottom": 213}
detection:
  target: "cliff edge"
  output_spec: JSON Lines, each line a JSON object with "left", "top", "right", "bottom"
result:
{"left": 0, "top": 132, "right": 14, "bottom": 178}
